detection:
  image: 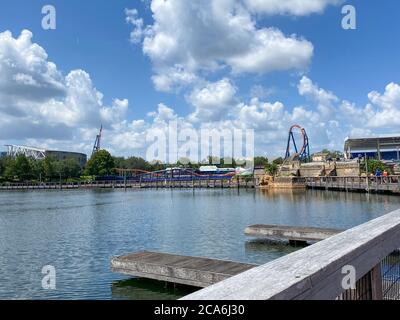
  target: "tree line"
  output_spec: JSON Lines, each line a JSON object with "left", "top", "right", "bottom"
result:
{"left": 0, "top": 155, "right": 82, "bottom": 182}
{"left": 0, "top": 150, "right": 282, "bottom": 182}
{"left": 0, "top": 148, "right": 356, "bottom": 182}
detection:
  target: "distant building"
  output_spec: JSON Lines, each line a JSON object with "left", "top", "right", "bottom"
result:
{"left": 344, "top": 136, "right": 400, "bottom": 161}
{"left": 5, "top": 145, "right": 87, "bottom": 167}
{"left": 46, "top": 150, "right": 87, "bottom": 167}
{"left": 253, "top": 166, "right": 267, "bottom": 186}
{"left": 312, "top": 152, "right": 330, "bottom": 163}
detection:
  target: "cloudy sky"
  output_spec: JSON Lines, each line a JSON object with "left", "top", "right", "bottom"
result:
{"left": 1, "top": 0, "right": 400, "bottom": 160}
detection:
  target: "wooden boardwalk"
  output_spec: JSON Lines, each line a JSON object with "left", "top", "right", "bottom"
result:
{"left": 304, "top": 176, "right": 400, "bottom": 194}
{"left": 245, "top": 225, "right": 341, "bottom": 244}
{"left": 111, "top": 251, "right": 257, "bottom": 288}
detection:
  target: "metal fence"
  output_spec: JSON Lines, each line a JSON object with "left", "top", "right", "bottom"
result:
{"left": 382, "top": 250, "right": 400, "bottom": 300}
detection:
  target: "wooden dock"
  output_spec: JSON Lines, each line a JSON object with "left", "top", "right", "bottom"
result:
{"left": 304, "top": 176, "right": 400, "bottom": 194}
{"left": 111, "top": 251, "right": 257, "bottom": 288}
{"left": 245, "top": 224, "right": 341, "bottom": 244}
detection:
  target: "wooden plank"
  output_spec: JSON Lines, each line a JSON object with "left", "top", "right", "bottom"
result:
{"left": 245, "top": 225, "right": 341, "bottom": 243}
{"left": 182, "top": 208, "right": 400, "bottom": 300}
{"left": 111, "top": 251, "right": 257, "bottom": 288}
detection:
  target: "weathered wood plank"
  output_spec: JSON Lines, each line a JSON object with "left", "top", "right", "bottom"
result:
{"left": 111, "top": 251, "right": 257, "bottom": 288}
{"left": 182, "top": 209, "right": 400, "bottom": 300}
{"left": 245, "top": 225, "right": 341, "bottom": 243}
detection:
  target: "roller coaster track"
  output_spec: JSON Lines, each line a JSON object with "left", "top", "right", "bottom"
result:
{"left": 115, "top": 168, "right": 237, "bottom": 178}
{"left": 284, "top": 124, "right": 310, "bottom": 162}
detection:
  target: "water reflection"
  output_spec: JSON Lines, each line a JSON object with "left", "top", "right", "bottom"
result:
{"left": 111, "top": 278, "right": 197, "bottom": 300}
{"left": 244, "top": 240, "right": 301, "bottom": 264}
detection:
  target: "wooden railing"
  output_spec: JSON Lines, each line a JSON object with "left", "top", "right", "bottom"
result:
{"left": 182, "top": 208, "right": 400, "bottom": 300}
{"left": 0, "top": 178, "right": 256, "bottom": 190}
{"left": 304, "top": 176, "right": 400, "bottom": 193}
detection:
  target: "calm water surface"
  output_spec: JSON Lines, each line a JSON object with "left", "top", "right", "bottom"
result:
{"left": 0, "top": 189, "right": 399, "bottom": 300}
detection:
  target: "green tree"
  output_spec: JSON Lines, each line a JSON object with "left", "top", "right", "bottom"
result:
{"left": 265, "top": 163, "right": 279, "bottom": 176}
{"left": 5, "top": 155, "right": 33, "bottom": 181}
{"left": 0, "top": 157, "right": 6, "bottom": 177}
{"left": 113, "top": 157, "right": 126, "bottom": 169}
{"left": 114, "top": 156, "right": 157, "bottom": 171}
{"left": 31, "top": 159, "right": 45, "bottom": 181}
{"left": 124, "top": 156, "right": 150, "bottom": 171}
{"left": 366, "top": 159, "right": 385, "bottom": 175}
{"left": 149, "top": 160, "right": 166, "bottom": 172}
{"left": 55, "top": 158, "right": 82, "bottom": 179}
{"left": 4, "top": 157, "right": 16, "bottom": 180}
{"left": 273, "top": 157, "right": 284, "bottom": 165}
{"left": 85, "top": 150, "right": 115, "bottom": 176}
{"left": 44, "top": 156, "right": 56, "bottom": 180}
{"left": 63, "top": 158, "right": 82, "bottom": 178}
{"left": 253, "top": 156, "right": 269, "bottom": 168}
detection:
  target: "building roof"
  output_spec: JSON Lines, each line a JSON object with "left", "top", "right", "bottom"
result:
{"left": 345, "top": 136, "right": 400, "bottom": 151}
{"left": 5, "top": 145, "right": 87, "bottom": 158}
{"left": 5, "top": 145, "right": 46, "bottom": 153}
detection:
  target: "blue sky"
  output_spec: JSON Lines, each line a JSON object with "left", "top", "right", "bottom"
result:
{"left": 1, "top": 0, "right": 400, "bottom": 160}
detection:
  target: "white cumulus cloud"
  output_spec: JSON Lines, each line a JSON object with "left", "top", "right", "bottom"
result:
{"left": 128, "top": 0, "right": 314, "bottom": 92}
{"left": 188, "top": 79, "right": 237, "bottom": 122}
{"left": 244, "top": 0, "right": 343, "bottom": 16}
{"left": 0, "top": 30, "right": 129, "bottom": 154}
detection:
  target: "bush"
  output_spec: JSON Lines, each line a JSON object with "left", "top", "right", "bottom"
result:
{"left": 366, "top": 159, "right": 385, "bottom": 174}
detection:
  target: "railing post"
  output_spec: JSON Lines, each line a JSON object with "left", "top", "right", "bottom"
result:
{"left": 370, "top": 263, "right": 383, "bottom": 300}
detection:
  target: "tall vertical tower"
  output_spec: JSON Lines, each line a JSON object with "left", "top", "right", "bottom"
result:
{"left": 92, "top": 125, "right": 102, "bottom": 158}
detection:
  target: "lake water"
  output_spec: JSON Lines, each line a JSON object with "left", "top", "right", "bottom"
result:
{"left": 1, "top": 188, "right": 399, "bottom": 300}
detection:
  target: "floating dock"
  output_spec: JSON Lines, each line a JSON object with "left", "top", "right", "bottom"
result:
{"left": 245, "top": 224, "right": 341, "bottom": 244}
{"left": 111, "top": 251, "right": 257, "bottom": 288}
